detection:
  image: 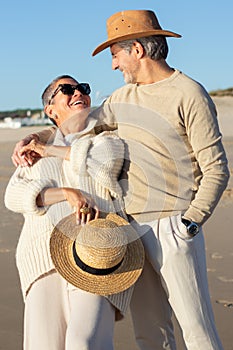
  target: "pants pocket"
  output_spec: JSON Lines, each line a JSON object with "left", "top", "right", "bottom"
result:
{"left": 170, "top": 214, "right": 194, "bottom": 241}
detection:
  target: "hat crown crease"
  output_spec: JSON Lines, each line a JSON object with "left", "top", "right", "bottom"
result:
{"left": 107, "top": 11, "right": 162, "bottom": 39}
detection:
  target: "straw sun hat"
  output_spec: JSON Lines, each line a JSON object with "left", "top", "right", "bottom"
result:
{"left": 92, "top": 10, "right": 181, "bottom": 56}
{"left": 50, "top": 213, "right": 144, "bottom": 295}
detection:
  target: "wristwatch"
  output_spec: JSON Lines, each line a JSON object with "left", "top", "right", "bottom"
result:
{"left": 181, "top": 218, "right": 199, "bottom": 236}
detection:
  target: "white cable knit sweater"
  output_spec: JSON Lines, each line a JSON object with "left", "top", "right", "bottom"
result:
{"left": 4, "top": 118, "right": 133, "bottom": 317}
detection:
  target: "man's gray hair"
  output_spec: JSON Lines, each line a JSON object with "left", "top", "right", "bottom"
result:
{"left": 117, "top": 35, "right": 169, "bottom": 61}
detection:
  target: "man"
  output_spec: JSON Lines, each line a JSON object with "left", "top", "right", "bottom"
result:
{"left": 12, "top": 10, "right": 229, "bottom": 350}
{"left": 90, "top": 10, "right": 229, "bottom": 350}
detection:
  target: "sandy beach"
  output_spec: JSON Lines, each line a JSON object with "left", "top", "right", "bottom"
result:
{"left": 1, "top": 96, "right": 233, "bottom": 350}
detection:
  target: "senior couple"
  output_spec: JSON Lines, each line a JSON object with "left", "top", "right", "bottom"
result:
{"left": 6, "top": 9, "right": 229, "bottom": 350}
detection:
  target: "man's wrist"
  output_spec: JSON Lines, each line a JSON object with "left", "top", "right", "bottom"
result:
{"left": 181, "top": 217, "right": 199, "bottom": 236}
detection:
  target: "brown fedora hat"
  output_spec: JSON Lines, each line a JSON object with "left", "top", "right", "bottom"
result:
{"left": 50, "top": 213, "right": 144, "bottom": 295}
{"left": 92, "top": 10, "right": 181, "bottom": 56}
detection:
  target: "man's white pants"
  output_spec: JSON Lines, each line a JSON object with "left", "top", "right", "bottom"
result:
{"left": 130, "top": 214, "right": 223, "bottom": 350}
{"left": 24, "top": 271, "right": 115, "bottom": 350}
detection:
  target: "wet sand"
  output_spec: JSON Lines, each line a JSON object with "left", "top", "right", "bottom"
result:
{"left": 0, "top": 108, "right": 233, "bottom": 349}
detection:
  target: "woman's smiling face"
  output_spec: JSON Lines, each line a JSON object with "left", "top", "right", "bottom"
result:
{"left": 45, "top": 77, "right": 91, "bottom": 127}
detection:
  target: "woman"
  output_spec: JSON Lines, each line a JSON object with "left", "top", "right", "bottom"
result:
{"left": 4, "top": 75, "right": 131, "bottom": 350}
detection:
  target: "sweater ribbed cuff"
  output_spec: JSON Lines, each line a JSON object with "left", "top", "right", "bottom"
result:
{"left": 6, "top": 178, "right": 56, "bottom": 215}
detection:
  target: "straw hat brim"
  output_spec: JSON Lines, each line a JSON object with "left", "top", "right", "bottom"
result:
{"left": 92, "top": 29, "right": 181, "bottom": 56}
{"left": 50, "top": 213, "right": 144, "bottom": 295}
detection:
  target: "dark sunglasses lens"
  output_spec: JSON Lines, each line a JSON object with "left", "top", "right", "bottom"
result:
{"left": 60, "top": 84, "right": 75, "bottom": 95}
{"left": 78, "top": 83, "right": 91, "bottom": 95}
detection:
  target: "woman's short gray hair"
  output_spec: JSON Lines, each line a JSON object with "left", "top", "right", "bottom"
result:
{"left": 117, "top": 35, "right": 169, "bottom": 61}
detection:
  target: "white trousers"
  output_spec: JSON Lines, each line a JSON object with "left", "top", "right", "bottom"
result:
{"left": 24, "top": 271, "right": 115, "bottom": 350}
{"left": 130, "top": 214, "right": 223, "bottom": 350}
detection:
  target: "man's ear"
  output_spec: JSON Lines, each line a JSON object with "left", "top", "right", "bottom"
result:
{"left": 132, "top": 41, "right": 144, "bottom": 58}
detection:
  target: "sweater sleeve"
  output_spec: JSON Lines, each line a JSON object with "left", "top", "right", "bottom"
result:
{"left": 182, "top": 92, "right": 230, "bottom": 225}
{"left": 4, "top": 166, "right": 56, "bottom": 215}
{"left": 70, "top": 132, "right": 125, "bottom": 197}
{"left": 90, "top": 100, "right": 118, "bottom": 134}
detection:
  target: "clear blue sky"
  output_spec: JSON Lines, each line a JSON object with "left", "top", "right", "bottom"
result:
{"left": 1, "top": 0, "right": 232, "bottom": 111}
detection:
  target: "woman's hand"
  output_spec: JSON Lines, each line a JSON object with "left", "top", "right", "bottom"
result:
{"left": 19, "top": 139, "right": 47, "bottom": 159}
{"left": 11, "top": 133, "right": 40, "bottom": 167}
{"left": 63, "top": 188, "right": 99, "bottom": 225}
{"left": 19, "top": 140, "right": 71, "bottom": 161}
{"left": 37, "top": 187, "right": 99, "bottom": 225}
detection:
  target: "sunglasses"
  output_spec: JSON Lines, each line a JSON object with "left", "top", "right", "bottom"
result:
{"left": 49, "top": 83, "right": 91, "bottom": 104}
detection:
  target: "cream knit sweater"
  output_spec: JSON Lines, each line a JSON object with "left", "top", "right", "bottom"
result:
{"left": 92, "top": 70, "right": 230, "bottom": 225}
{"left": 4, "top": 119, "right": 133, "bottom": 317}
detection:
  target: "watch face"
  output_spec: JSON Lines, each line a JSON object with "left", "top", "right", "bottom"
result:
{"left": 188, "top": 223, "right": 199, "bottom": 235}
{"left": 181, "top": 218, "right": 199, "bottom": 236}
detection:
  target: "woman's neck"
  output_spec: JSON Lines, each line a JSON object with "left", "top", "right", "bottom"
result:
{"left": 59, "top": 110, "right": 89, "bottom": 136}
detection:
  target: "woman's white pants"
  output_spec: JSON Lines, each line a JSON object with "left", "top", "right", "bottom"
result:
{"left": 24, "top": 271, "right": 115, "bottom": 350}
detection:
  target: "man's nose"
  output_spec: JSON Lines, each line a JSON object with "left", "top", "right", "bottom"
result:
{"left": 112, "top": 59, "right": 119, "bottom": 71}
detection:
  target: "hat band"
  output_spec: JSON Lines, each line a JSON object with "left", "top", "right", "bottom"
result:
{"left": 72, "top": 242, "right": 123, "bottom": 276}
